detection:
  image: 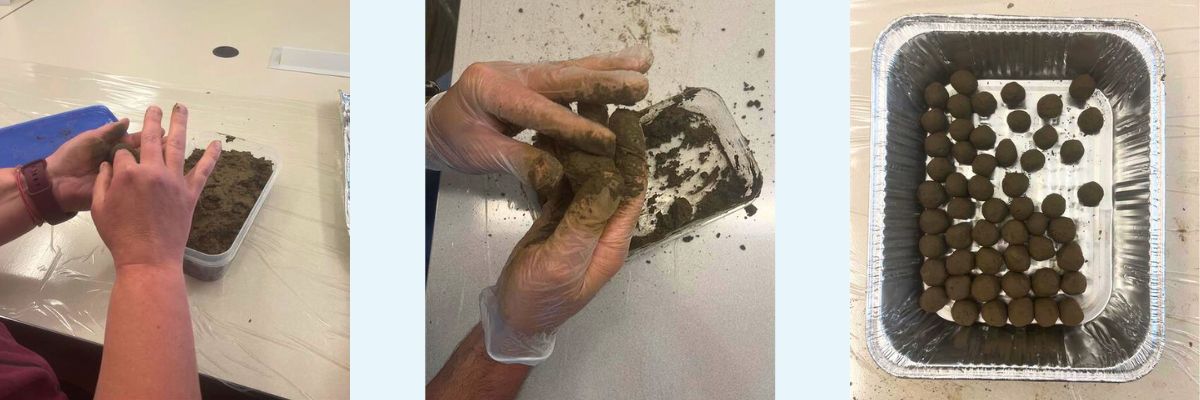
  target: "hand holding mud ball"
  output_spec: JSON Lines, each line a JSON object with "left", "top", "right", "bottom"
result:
{"left": 41, "top": 119, "right": 139, "bottom": 212}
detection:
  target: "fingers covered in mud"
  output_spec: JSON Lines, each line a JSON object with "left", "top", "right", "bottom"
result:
{"left": 528, "top": 67, "right": 649, "bottom": 106}
{"left": 608, "top": 109, "right": 648, "bottom": 198}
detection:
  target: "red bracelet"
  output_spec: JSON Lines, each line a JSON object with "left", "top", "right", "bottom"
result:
{"left": 13, "top": 167, "right": 44, "bottom": 225}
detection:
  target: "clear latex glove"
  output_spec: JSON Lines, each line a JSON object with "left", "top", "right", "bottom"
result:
{"left": 426, "top": 45, "right": 652, "bottom": 200}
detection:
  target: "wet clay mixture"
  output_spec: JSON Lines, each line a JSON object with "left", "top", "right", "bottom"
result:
{"left": 184, "top": 149, "right": 273, "bottom": 254}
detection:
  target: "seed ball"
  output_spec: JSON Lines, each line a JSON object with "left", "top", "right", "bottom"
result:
{"left": 925, "top": 132, "right": 952, "bottom": 157}
{"left": 921, "top": 108, "right": 949, "bottom": 133}
{"left": 1031, "top": 268, "right": 1061, "bottom": 297}
{"left": 920, "top": 234, "right": 947, "bottom": 258}
{"left": 1002, "top": 271, "right": 1031, "bottom": 298}
{"left": 1026, "top": 212, "right": 1049, "bottom": 235}
{"left": 1061, "top": 139, "right": 1085, "bottom": 164}
{"left": 1034, "top": 297, "right": 1060, "bottom": 327}
{"left": 972, "top": 154, "right": 997, "bottom": 177}
{"left": 950, "top": 70, "right": 978, "bottom": 94}
{"left": 1070, "top": 74, "right": 1096, "bottom": 102}
{"left": 981, "top": 198, "right": 1008, "bottom": 223}
{"left": 1002, "top": 220, "right": 1029, "bottom": 245}
{"left": 1078, "top": 182, "right": 1104, "bottom": 207}
{"left": 945, "top": 275, "right": 972, "bottom": 300}
{"left": 1008, "top": 110, "right": 1031, "bottom": 132}
{"left": 1057, "top": 241, "right": 1085, "bottom": 272}
{"left": 995, "top": 139, "right": 1018, "bottom": 167}
{"left": 927, "top": 157, "right": 955, "bottom": 182}
{"left": 945, "top": 222, "right": 974, "bottom": 249}
{"left": 1061, "top": 271, "right": 1087, "bottom": 295}
{"left": 1033, "top": 125, "right": 1058, "bottom": 150}
{"left": 917, "top": 181, "right": 948, "bottom": 209}
{"left": 920, "top": 286, "right": 950, "bottom": 313}
{"left": 1028, "top": 236, "right": 1056, "bottom": 261}
{"left": 1037, "top": 94, "right": 1063, "bottom": 119}
{"left": 946, "top": 249, "right": 975, "bottom": 276}
{"left": 920, "top": 208, "right": 951, "bottom": 234}
{"left": 1008, "top": 297, "right": 1035, "bottom": 327}
{"left": 1042, "top": 194, "right": 1066, "bottom": 218}
{"left": 1048, "top": 217, "right": 1077, "bottom": 244}
{"left": 968, "top": 175, "right": 994, "bottom": 201}
{"left": 1078, "top": 107, "right": 1104, "bottom": 134}
{"left": 1004, "top": 245, "right": 1031, "bottom": 272}
{"left": 925, "top": 82, "right": 950, "bottom": 108}
{"left": 921, "top": 258, "right": 949, "bottom": 286}
{"left": 971, "top": 274, "right": 1001, "bottom": 302}
{"left": 948, "top": 118, "right": 974, "bottom": 141}
{"left": 971, "top": 91, "right": 998, "bottom": 117}
{"left": 952, "top": 141, "right": 977, "bottom": 164}
{"left": 944, "top": 172, "right": 969, "bottom": 197}
{"left": 948, "top": 94, "right": 973, "bottom": 119}
{"left": 1010, "top": 197, "right": 1034, "bottom": 220}
{"left": 952, "top": 300, "right": 980, "bottom": 326}
{"left": 972, "top": 220, "right": 1000, "bottom": 246}
{"left": 946, "top": 198, "right": 976, "bottom": 220}
{"left": 1059, "top": 297, "right": 1084, "bottom": 326}
{"left": 981, "top": 300, "right": 1008, "bottom": 327}
{"left": 1001, "top": 82, "right": 1025, "bottom": 107}
{"left": 1002, "top": 172, "right": 1029, "bottom": 197}
{"left": 1021, "top": 149, "right": 1045, "bottom": 172}
{"left": 975, "top": 247, "right": 1004, "bottom": 275}
{"left": 969, "top": 125, "right": 996, "bottom": 150}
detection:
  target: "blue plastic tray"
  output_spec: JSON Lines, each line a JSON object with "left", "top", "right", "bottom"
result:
{"left": 0, "top": 105, "right": 118, "bottom": 168}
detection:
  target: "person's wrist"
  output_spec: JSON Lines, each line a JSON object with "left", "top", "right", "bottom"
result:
{"left": 478, "top": 286, "right": 556, "bottom": 366}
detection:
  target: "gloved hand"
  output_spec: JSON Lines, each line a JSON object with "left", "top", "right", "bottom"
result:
{"left": 426, "top": 45, "right": 652, "bottom": 200}
{"left": 43, "top": 119, "right": 136, "bottom": 212}
{"left": 91, "top": 105, "right": 222, "bottom": 269}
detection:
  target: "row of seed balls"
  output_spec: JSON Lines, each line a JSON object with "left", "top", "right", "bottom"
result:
{"left": 915, "top": 70, "right": 1106, "bottom": 328}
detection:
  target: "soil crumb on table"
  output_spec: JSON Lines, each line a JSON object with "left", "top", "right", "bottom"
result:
{"left": 184, "top": 149, "right": 273, "bottom": 254}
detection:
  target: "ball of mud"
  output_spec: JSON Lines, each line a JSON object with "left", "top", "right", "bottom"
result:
{"left": 919, "top": 234, "right": 946, "bottom": 258}
{"left": 1034, "top": 297, "right": 1060, "bottom": 327}
{"left": 948, "top": 118, "right": 973, "bottom": 142}
{"left": 944, "top": 172, "right": 969, "bottom": 198}
{"left": 1001, "top": 82, "right": 1025, "bottom": 107}
{"left": 971, "top": 92, "right": 998, "bottom": 117}
{"left": 1037, "top": 94, "right": 1063, "bottom": 119}
{"left": 952, "top": 141, "right": 977, "bottom": 164}
{"left": 1070, "top": 74, "right": 1096, "bottom": 102}
{"left": 921, "top": 258, "right": 949, "bottom": 286}
{"left": 1008, "top": 110, "right": 1031, "bottom": 132}
{"left": 968, "top": 175, "right": 994, "bottom": 201}
{"left": 945, "top": 222, "right": 974, "bottom": 249}
{"left": 1004, "top": 245, "right": 1031, "bottom": 272}
{"left": 1031, "top": 268, "right": 1061, "bottom": 297}
{"left": 972, "top": 154, "right": 997, "bottom": 177}
{"left": 1002, "top": 220, "right": 1029, "bottom": 245}
{"left": 920, "top": 286, "right": 950, "bottom": 313}
{"left": 945, "top": 275, "right": 972, "bottom": 300}
{"left": 1033, "top": 125, "right": 1058, "bottom": 150}
{"left": 925, "top": 82, "right": 950, "bottom": 108}
{"left": 1002, "top": 271, "right": 1031, "bottom": 298}
{"left": 971, "top": 274, "right": 1001, "bottom": 302}
{"left": 1078, "top": 107, "right": 1104, "bottom": 134}
{"left": 1042, "top": 194, "right": 1066, "bottom": 218}
{"left": 946, "top": 198, "right": 976, "bottom": 220}
{"left": 1008, "top": 297, "right": 1034, "bottom": 327}
{"left": 1009, "top": 196, "right": 1034, "bottom": 220}
{"left": 1061, "top": 139, "right": 1085, "bottom": 165}
{"left": 995, "top": 139, "right": 1018, "bottom": 167}
{"left": 1059, "top": 297, "right": 1084, "bottom": 326}
{"left": 921, "top": 109, "right": 949, "bottom": 133}
{"left": 925, "top": 132, "right": 952, "bottom": 157}
{"left": 1048, "top": 217, "right": 1077, "bottom": 244}
{"left": 1020, "top": 149, "right": 1045, "bottom": 172}
{"left": 975, "top": 247, "right": 1004, "bottom": 275}
{"left": 969, "top": 125, "right": 996, "bottom": 150}
{"left": 981, "top": 198, "right": 1008, "bottom": 223}
{"left": 917, "top": 181, "right": 947, "bottom": 209}
{"left": 926, "top": 157, "right": 955, "bottom": 182}
{"left": 1061, "top": 271, "right": 1087, "bottom": 295}
{"left": 972, "top": 220, "right": 1000, "bottom": 246}
{"left": 946, "top": 249, "right": 975, "bottom": 276}
{"left": 981, "top": 300, "right": 1008, "bottom": 327}
{"left": 947, "top": 94, "right": 973, "bottom": 119}
{"left": 950, "top": 70, "right": 977, "bottom": 94}
{"left": 1078, "top": 181, "right": 1104, "bottom": 207}
{"left": 1057, "top": 241, "right": 1085, "bottom": 272}
{"left": 1002, "top": 172, "right": 1029, "bottom": 198}
{"left": 920, "top": 208, "right": 951, "bottom": 234}
{"left": 1028, "top": 236, "right": 1056, "bottom": 261}
{"left": 952, "top": 300, "right": 980, "bottom": 326}
{"left": 1025, "top": 212, "right": 1049, "bottom": 235}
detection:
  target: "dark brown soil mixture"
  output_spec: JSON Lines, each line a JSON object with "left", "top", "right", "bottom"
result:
{"left": 185, "top": 149, "right": 273, "bottom": 254}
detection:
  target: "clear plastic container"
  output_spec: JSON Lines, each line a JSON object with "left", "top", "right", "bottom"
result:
{"left": 183, "top": 131, "right": 281, "bottom": 281}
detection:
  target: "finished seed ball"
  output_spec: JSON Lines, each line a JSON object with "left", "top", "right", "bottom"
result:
{"left": 971, "top": 92, "right": 998, "bottom": 117}
{"left": 917, "top": 181, "right": 948, "bottom": 209}
{"left": 1061, "top": 271, "right": 1087, "bottom": 295}
{"left": 1070, "top": 74, "right": 1096, "bottom": 102}
{"left": 1008, "top": 110, "right": 1032, "bottom": 132}
{"left": 948, "top": 119, "right": 974, "bottom": 141}
{"left": 1002, "top": 220, "right": 1029, "bottom": 245}
{"left": 920, "top": 234, "right": 947, "bottom": 258}
{"left": 1031, "top": 268, "right": 1061, "bottom": 297}
{"left": 1028, "top": 236, "right": 1056, "bottom": 261}
{"left": 1009, "top": 297, "right": 1035, "bottom": 327}
{"left": 1010, "top": 197, "right": 1035, "bottom": 220}
{"left": 925, "top": 132, "right": 952, "bottom": 157}
{"left": 1002, "top": 172, "right": 1029, "bottom": 197}
{"left": 995, "top": 139, "right": 1018, "bottom": 167}
{"left": 925, "top": 82, "right": 950, "bottom": 108}
{"left": 1078, "top": 182, "right": 1104, "bottom": 207}
{"left": 972, "top": 154, "right": 998, "bottom": 177}
{"left": 1002, "top": 271, "right": 1032, "bottom": 298}
{"left": 922, "top": 109, "right": 949, "bottom": 133}
{"left": 1048, "top": 217, "right": 1077, "bottom": 244}
{"left": 969, "top": 125, "right": 997, "bottom": 150}
{"left": 1020, "top": 149, "right": 1045, "bottom": 172}
{"left": 921, "top": 258, "right": 949, "bottom": 286}
{"left": 1057, "top": 242, "right": 1085, "bottom": 272}
{"left": 920, "top": 287, "right": 950, "bottom": 313}
{"left": 947, "top": 94, "right": 973, "bottom": 119}
{"left": 1033, "top": 125, "right": 1058, "bottom": 150}
{"left": 1059, "top": 297, "right": 1084, "bottom": 326}
{"left": 927, "top": 157, "right": 955, "bottom": 182}
{"left": 968, "top": 175, "right": 994, "bottom": 201}
{"left": 945, "top": 222, "right": 974, "bottom": 249}
{"left": 1001, "top": 82, "right": 1025, "bottom": 107}
{"left": 920, "top": 209, "right": 951, "bottom": 234}
{"left": 981, "top": 300, "right": 1008, "bottom": 327}
{"left": 947, "top": 198, "right": 976, "bottom": 220}
{"left": 1026, "top": 212, "right": 1049, "bottom": 235}
{"left": 1037, "top": 94, "right": 1063, "bottom": 119}
{"left": 950, "top": 70, "right": 978, "bottom": 94}
{"left": 952, "top": 141, "right": 978, "bottom": 164}
{"left": 1004, "top": 245, "right": 1032, "bottom": 272}
{"left": 1061, "top": 139, "right": 1085, "bottom": 164}
{"left": 971, "top": 274, "right": 1001, "bottom": 302}
{"left": 952, "top": 300, "right": 980, "bottom": 326}
{"left": 1042, "top": 194, "right": 1067, "bottom": 218}
{"left": 945, "top": 173, "right": 969, "bottom": 197}
{"left": 1078, "top": 107, "right": 1104, "bottom": 134}
{"left": 1034, "top": 297, "right": 1060, "bottom": 327}
{"left": 946, "top": 275, "right": 972, "bottom": 300}
{"left": 972, "top": 220, "right": 1000, "bottom": 246}
{"left": 947, "top": 249, "right": 975, "bottom": 276}
{"left": 981, "top": 198, "right": 1009, "bottom": 223}
{"left": 976, "top": 247, "right": 1005, "bottom": 274}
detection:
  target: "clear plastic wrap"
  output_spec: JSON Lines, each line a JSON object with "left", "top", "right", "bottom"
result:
{"left": 0, "top": 58, "right": 348, "bottom": 399}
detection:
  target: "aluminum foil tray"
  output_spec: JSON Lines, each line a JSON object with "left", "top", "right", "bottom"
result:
{"left": 866, "top": 14, "right": 1165, "bottom": 382}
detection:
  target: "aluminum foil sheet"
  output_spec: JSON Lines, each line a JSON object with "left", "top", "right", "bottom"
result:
{"left": 866, "top": 14, "right": 1165, "bottom": 381}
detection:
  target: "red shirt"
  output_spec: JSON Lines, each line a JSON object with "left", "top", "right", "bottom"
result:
{"left": 0, "top": 323, "right": 65, "bottom": 400}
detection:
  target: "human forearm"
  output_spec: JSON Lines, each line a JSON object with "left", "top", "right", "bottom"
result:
{"left": 0, "top": 168, "right": 38, "bottom": 245}
{"left": 95, "top": 263, "right": 199, "bottom": 400}
{"left": 428, "top": 323, "right": 531, "bottom": 400}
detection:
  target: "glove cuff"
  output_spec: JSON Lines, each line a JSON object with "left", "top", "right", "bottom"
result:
{"left": 478, "top": 286, "right": 555, "bottom": 366}
{"left": 425, "top": 92, "right": 451, "bottom": 171}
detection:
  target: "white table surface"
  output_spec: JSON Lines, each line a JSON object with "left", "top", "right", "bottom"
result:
{"left": 425, "top": 1, "right": 775, "bottom": 399}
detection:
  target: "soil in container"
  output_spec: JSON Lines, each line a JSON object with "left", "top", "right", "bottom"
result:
{"left": 184, "top": 149, "right": 274, "bottom": 254}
